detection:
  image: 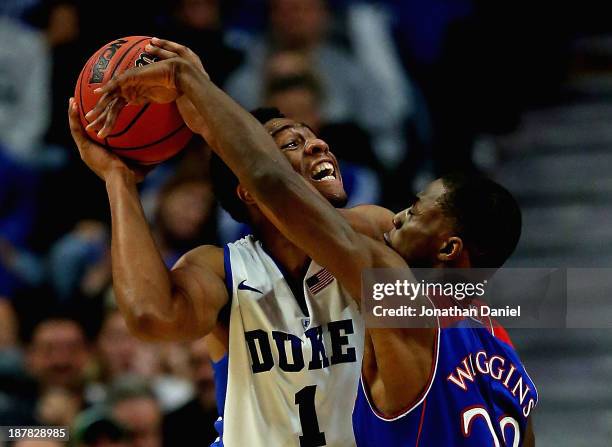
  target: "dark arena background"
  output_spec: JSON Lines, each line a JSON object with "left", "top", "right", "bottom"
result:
{"left": 1, "top": 1, "right": 611, "bottom": 446}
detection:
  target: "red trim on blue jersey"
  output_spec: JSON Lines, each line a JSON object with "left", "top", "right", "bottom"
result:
{"left": 491, "top": 322, "right": 514, "bottom": 348}
{"left": 361, "top": 326, "right": 441, "bottom": 421}
{"left": 415, "top": 398, "right": 427, "bottom": 447}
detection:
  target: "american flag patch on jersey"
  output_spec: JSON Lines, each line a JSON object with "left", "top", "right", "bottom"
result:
{"left": 306, "top": 268, "right": 335, "bottom": 294}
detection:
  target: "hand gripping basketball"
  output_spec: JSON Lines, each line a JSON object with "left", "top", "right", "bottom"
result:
{"left": 86, "top": 58, "right": 182, "bottom": 138}
{"left": 143, "top": 38, "right": 210, "bottom": 136}
{"left": 68, "top": 98, "right": 150, "bottom": 183}
{"left": 86, "top": 38, "right": 209, "bottom": 139}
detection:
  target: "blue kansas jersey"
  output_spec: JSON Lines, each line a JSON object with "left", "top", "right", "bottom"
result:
{"left": 353, "top": 320, "right": 538, "bottom": 446}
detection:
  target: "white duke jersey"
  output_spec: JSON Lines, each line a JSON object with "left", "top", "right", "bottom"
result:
{"left": 220, "top": 235, "right": 364, "bottom": 447}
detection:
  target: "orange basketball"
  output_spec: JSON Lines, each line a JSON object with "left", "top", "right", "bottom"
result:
{"left": 74, "top": 36, "right": 193, "bottom": 165}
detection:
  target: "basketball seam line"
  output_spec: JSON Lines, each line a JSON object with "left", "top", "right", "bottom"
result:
{"left": 107, "top": 103, "right": 151, "bottom": 138}
{"left": 102, "top": 123, "right": 189, "bottom": 151}
{"left": 109, "top": 37, "right": 150, "bottom": 79}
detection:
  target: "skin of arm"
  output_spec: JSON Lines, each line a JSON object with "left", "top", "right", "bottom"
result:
{"left": 339, "top": 205, "right": 395, "bottom": 241}
{"left": 107, "top": 171, "right": 228, "bottom": 342}
{"left": 68, "top": 100, "right": 228, "bottom": 342}
{"left": 524, "top": 417, "right": 536, "bottom": 447}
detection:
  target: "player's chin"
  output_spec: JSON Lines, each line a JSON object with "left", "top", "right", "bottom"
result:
{"left": 311, "top": 178, "right": 348, "bottom": 207}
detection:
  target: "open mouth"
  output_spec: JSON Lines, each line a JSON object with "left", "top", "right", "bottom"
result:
{"left": 310, "top": 161, "right": 337, "bottom": 182}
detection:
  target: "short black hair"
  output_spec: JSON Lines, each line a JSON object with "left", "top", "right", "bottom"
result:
{"left": 210, "top": 108, "right": 285, "bottom": 223}
{"left": 439, "top": 172, "right": 522, "bottom": 268}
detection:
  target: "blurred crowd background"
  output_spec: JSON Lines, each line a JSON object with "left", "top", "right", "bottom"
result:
{"left": 1, "top": 0, "right": 611, "bottom": 446}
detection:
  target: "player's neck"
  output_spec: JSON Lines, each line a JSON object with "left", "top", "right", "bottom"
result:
{"left": 255, "top": 219, "right": 311, "bottom": 280}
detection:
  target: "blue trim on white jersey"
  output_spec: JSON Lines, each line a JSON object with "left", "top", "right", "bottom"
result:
{"left": 223, "top": 244, "right": 233, "bottom": 296}
{"left": 212, "top": 354, "right": 229, "bottom": 416}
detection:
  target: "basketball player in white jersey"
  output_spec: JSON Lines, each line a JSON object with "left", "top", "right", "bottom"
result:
{"left": 69, "top": 39, "right": 392, "bottom": 446}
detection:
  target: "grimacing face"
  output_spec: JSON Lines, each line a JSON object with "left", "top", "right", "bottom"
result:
{"left": 264, "top": 118, "right": 347, "bottom": 206}
{"left": 384, "top": 179, "right": 458, "bottom": 268}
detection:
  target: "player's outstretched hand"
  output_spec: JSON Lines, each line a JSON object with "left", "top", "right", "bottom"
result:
{"left": 68, "top": 98, "right": 148, "bottom": 183}
{"left": 143, "top": 38, "right": 210, "bottom": 136}
{"left": 144, "top": 37, "right": 208, "bottom": 77}
{"left": 86, "top": 38, "right": 210, "bottom": 138}
{"left": 85, "top": 56, "right": 182, "bottom": 138}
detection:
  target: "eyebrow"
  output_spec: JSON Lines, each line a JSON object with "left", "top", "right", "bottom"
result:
{"left": 270, "top": 122, "right": 313, "bottom": 137}
{"left": 299, "top": 122, "right": 315, "bottom": 133}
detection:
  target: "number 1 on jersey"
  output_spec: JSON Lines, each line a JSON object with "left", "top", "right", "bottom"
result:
{"left": 295, "top": 385, "right": 327, "bottom": 447}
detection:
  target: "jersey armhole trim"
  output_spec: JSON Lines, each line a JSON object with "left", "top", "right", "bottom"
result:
{"left": 216, "top": 244, "right": 233, "bottom": 325}
{"left": 223, "top": 244, "right": 233, "bottom": 297}
{"left": 361, "top": 324, "right": 441, "bottom": 422}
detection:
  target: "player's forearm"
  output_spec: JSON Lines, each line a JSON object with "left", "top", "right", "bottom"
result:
{"left": 105, "top": 169, "right": 177, "bottom": 338}
{"left": 177, "top": 63, "right": 291, "bottom": 186}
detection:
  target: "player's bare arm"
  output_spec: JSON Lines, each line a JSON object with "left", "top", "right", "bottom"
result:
{"left": 68, "top": 99, "right": 228, "bottom": 342}
{"left": 339, "top": 205, "right": 395, "bottom": 241}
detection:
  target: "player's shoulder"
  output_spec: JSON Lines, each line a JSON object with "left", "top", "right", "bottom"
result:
{"left": 173, "top": 244, "right": 225, "bottom": 278}
{"left": 228, "top": 234, "right": 258, "bottom": 249}
{"left": 491, "top": 320, "right": 515, "bottom": 349}
{"left": 340, "top": 204, "right": 394, "bottom": 241}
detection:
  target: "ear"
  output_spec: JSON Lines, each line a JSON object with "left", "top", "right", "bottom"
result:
{"left": 437, "top": 236, "right": 463, "bottom": 262}
{"left": 236, "top": 184, "right": 256, "bottom": 206}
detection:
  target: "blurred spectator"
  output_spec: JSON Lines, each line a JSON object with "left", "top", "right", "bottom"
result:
{"left": 86, "top": 307, "right": 150, "bottom": 407}
{"left": 14, "top": 440, "right": 65, "bottom": 447}
{"left": 96, "top": 309, "right": 143, "bottom": 383}
{"left": 382, "top": 0, "right": 571, "bottom": 178}
{"left": 88, "top": 291, "right": 194, "bottom": 413}
{"left": 48, "top": 220, "right": 110, "bottom": 301}
{"left": 0, "top": 147, "right": 41, "bottom": 297}
{"left": 224, "top": 0, "right": 405, "bottom": 175}
{"left": 72, "top": 406, "right": 132, "bottom": 447}
{"left": 36, "top": 386, "right": 81, "bottom": 426}
{"left": 25, "top": 1, "right": 110, "bottom": 251}
{"left": 26, "top": 316, "right": 90, "bottom": 393}
{"left": 158, "top": 0, "right": 243, "bottom": 85}
{"left": 153, "top": 177, "right": 218, "bottom": 267}
{"left": 0, "top": 0, "right": 39, "bottom": 19}
{"left": 0, "top": 15, "right": 51, "bottom": 162}
{"left": 162, "top": 339, "right": 218, "bottom": 446}
{"left": 5, "top": 316, "right": 92, "bottom": 427}
{"left": 265, "top": 69, "right": 323, "bottom": 130}
{"left": 0, "top": 297, "right": 27, "bottom": 425}
{"left": 107, "top": 376, "right": 163, "bottom": 447}
{"left": 27, "top": 0, "right": 84, "bottom": 149}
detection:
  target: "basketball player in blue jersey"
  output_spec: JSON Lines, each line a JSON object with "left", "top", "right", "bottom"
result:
{"left": 68, "top": 40, "right": 394, "bottom": 446}
{"left": 83, "top": 41, "right": 537, "bottom": 446}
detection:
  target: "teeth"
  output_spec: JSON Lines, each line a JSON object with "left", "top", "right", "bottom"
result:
{"left": 312, "top": 162, "right": 335, "bottom": 179}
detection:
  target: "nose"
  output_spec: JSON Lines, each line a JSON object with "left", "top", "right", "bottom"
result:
{"left": 304, "top": 138, "right": 329, "bottom": 155}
